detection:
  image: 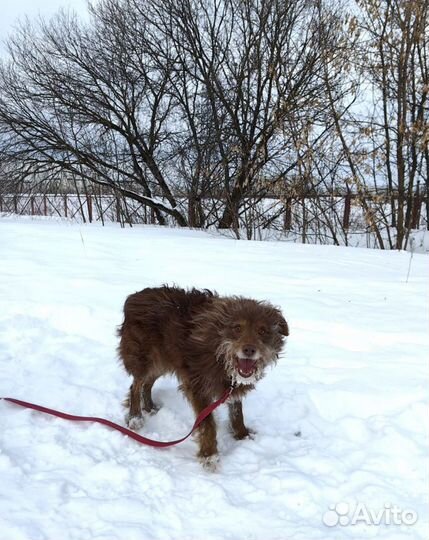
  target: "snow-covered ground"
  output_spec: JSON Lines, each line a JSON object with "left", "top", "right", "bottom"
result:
{"left": 0, "top": 216, "right": 428, "bottom": 540}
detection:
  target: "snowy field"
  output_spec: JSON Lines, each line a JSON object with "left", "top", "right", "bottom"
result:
{"left": 0, "top": 216, "right": 428, "bottom": 540}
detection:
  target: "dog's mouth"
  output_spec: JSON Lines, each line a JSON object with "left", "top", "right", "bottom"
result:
{"left": 236, "top": 358, "right": 257, "bottom": 378}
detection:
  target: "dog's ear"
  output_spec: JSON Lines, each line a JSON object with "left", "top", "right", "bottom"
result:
{"left": 275, "top": 311, "right": 289, "bottom": 336}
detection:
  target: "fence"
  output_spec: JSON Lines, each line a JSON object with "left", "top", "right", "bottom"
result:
{"left": 0, "top": 193, "right": 159, "bottom": 226}
{"left": 0, "top": 191, "right": 427, "bottom": 250}
{"left": 1, "top": 192, "right": 426, "bottom": 228}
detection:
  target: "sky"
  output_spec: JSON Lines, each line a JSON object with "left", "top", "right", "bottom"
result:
{"left": 0, "top": 0, "right": 88, "bottom": 54}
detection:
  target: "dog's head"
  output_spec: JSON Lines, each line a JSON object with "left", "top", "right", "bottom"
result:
{"left": 213, "top": 297, "right": 289, "bottom": 385}
{"left": 217, "top": 298, "right": 289, "bottom": 384}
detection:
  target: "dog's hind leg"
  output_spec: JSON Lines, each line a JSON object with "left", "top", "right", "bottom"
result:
{"left": 142, "top": 375, "right": 159, "bottom": 414}
{"left": 125, "top": 373, "right": 160, "bottom": 430}
{"left": 125, "top": 377, "right": 145, "bottom": 430}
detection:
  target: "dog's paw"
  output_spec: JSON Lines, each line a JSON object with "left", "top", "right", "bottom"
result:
{"left": 126, "top": 414, "right": 145, "bottom": 431}
{"left": 233, "top": 427, "right": 256, "bottom": 441}
{"left": 199, "top": 454, "right": 220, "bottom": 472}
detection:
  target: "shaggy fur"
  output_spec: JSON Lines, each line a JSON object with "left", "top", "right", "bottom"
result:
{"left": 118, "top": 285, "right": 288, "bottom": 469}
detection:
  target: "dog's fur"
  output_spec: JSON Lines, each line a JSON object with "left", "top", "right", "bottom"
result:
{"left": 118, "top": 285, "right": 288, "bottom": 469}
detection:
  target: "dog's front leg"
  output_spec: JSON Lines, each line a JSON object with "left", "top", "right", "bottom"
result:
{"left": 228, "top": 400, "right": 254, "bottom": 440}
{"left": 188, "top": 392, "right": 218, "bottom": 469}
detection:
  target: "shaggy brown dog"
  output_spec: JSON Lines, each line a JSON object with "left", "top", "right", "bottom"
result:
{"left": 118, "top": 285, "right": 288, "bottom": 469}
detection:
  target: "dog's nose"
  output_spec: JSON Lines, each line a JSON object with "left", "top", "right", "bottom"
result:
{"left": 243, "top": 344, "right": 257, "bottom": 357}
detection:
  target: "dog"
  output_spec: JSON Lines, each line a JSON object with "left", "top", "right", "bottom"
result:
{"left": 118, "top": 285, "right": 288, "bottom": 469}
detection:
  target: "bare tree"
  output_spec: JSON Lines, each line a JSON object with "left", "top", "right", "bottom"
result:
{"left": 0, "top": 7, "right": 188, "bottom": 225}
{"left": 354, "top": 0, "right": 429, "bottom": 248}
{"left": 129, "top": 0, "right": 339, "bottom": 230}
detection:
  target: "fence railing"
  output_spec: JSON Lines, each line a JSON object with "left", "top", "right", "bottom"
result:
{"left": 0, "top": 193, "right": 159, "bottom": 225}
{"left": 0, "top": 191, "right": 426, "bottom": 237}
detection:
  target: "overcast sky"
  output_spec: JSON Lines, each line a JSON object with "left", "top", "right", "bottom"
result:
{"left": 0, "top": 0, "right": 89, "bottom": 54}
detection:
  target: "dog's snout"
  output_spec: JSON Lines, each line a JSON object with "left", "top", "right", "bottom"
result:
{"left": 243, "top": 344, "right": 257, "bottom": 357}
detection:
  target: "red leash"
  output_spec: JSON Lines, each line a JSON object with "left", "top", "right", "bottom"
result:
{"left": 0, "top": 386, "right": 233, "bottom": 448}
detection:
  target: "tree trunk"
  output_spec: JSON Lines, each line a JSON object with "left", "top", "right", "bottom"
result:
{"left": 218, "top": 187, "right": 242, "bottom": 230}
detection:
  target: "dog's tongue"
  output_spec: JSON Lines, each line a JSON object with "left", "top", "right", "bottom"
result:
{"left": 237, "top": 358, "right": 256, "bottom": 377}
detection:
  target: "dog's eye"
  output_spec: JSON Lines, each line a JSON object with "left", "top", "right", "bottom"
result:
{"left": 259, "top": 327, "right": 267, "bottom": 336}
{"left": 233, "top": 324, "right": 241, "bottom": 333}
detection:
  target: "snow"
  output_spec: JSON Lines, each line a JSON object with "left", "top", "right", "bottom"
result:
{"left": 0, "top": 215, "right": 428, "bottom": 540}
